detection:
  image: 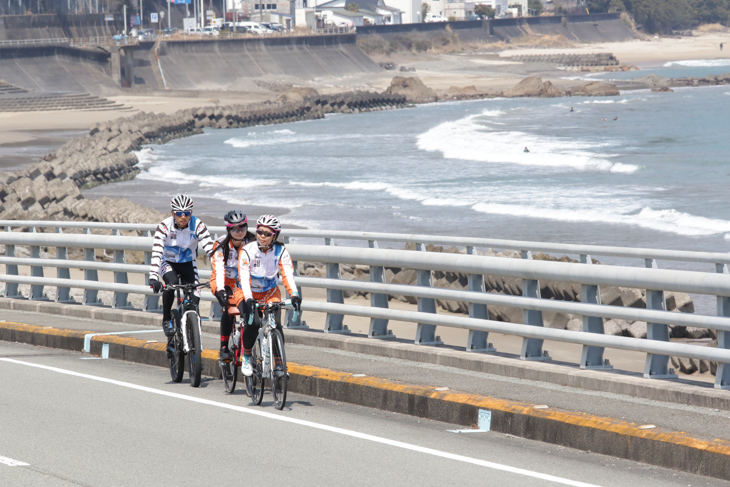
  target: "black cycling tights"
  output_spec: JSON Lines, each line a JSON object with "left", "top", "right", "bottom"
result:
{"left": 161, "top": 261, "right": 199, "bottom": 322}
{"left": 242, "top": 308, "right": 282, "bottom": 352}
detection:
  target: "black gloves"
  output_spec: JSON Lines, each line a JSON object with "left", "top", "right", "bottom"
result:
{"left": 148, "top": 278, "right": 162, "bottom": 294}
{"left": 245, "top": 298, "right": 257, "bottom": 325}
{"left": 215, "top": 289, "right": 228, "bottom": 308}
{"left": 290, "top": 294, "right": 301, "bottom": 312}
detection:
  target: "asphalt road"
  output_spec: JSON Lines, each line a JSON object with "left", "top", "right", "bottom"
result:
{"left": 1, "top": 341, "right": 725, "bottom": 487}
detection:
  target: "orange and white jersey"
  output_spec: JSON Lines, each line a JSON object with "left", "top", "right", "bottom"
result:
{"left": 210, "top": 235, "right": 253, "bottom": 295}
{"left": 239, "top": 241, "right": 297, "bottom": 300}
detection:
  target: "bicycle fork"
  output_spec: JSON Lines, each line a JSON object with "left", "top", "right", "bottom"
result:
{"left": 180, "top": 310, "right": 199, "bottom": 354}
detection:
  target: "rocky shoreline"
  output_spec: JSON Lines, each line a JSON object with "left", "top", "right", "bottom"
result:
{"left": 0, "top": 89, "right": 409, "bottom": 223}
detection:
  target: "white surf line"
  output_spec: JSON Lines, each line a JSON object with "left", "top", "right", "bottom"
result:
{"left": 0, "top": 455, "right": 30, "bottom": 467}
{"left": 0, "top": 357, "right": 600, "bottom": 487}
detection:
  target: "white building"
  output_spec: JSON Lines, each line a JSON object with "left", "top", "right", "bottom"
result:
{"left": 296, "top": 0, "right": 403, "bottom": 28}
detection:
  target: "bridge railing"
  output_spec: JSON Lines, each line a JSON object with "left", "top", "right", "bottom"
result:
{"left": 3, "top": 219, "right": 730, "bottom": 389}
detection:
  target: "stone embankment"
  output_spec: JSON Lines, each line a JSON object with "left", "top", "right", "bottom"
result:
{"left": 509, "top": 53, "right": 620, "bottom": 67}
{"left": 0, "top": 90, "right": 408, "bottom": 224}
{"left": 440, "top": 75, "right": 620, "bottom": 101}
{"left": 632, "top": 73, "right": 730, "bottom": 92}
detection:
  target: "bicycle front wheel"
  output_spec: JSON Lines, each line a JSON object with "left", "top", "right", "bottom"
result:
{"left": 245, "top": 336, "right": 264, "bottom": 405}
{"left": 221, "top": 333, "right": 238, "bottom": 394}
{"left": 187, "top": 312, "right": 202, "bottom": 388}
{"left": 169, "top": 311, "right": 184, "bottom": 383}
{"left": 270, "top": 328, "right": 287, "bottom": 410}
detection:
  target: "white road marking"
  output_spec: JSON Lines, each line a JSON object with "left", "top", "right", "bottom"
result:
{"left": 0, "top": 455, "right": 30, "bottom": 467}
{"left": 0, "top": 357, "right": 600, "bottom": 487}
{"left": 83, "top": 330, "right": 160, "bottom": 353}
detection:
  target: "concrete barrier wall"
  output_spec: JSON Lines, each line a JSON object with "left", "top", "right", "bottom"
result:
{"left": 357, "top": 13, "right": 635, "bottom": 44}
{"left": 0, "top": 45, "right": 118, "bottom": 93}
{"left": 156, "top": 35, "right": 382, "bottom": 91}
{"left": 0, "top": 14, "right": 124, "bottom": 40}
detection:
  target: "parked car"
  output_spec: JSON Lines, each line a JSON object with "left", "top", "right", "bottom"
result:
{"left": 261, "top": 22, "right": 285, "bottom": 32}
{"left": 137, "top": 28, "right": 156, "bottom": 41}
{"left": 236, "top": 22, "right": 272, "bottom": 35}
{"left": 424, "top": 13, "right": 448, "bottom": 22}
{"left": 185, "top": 27, "right": 204, "bottom": 35}
{"left": 202, "top": 26, "right": 219, "bottom": 36}
{"left": 232, "top": 26, "right": 251, "bottom": 33}
{"left": 161, "top": 27, "right": 177, "bottom": 37}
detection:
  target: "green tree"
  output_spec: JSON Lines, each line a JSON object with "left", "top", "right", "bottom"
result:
{"left": 474, "top": 3, "right": 496, "bottom": 17}
{"left": 528, "top": 0, "right": 543, "bottom": 15}
{"left": 693, "top": 0, "right": 730, "bottom": 24}
{"left": 345, "top": 2, "right": 359, "bottom": 11}
{"left": 421, "top": 2, "right": 430, "bottom": 21}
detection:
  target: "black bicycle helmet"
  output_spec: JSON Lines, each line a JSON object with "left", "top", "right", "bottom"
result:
{"left": 224, "top": 210, "right": 248, "bottom": 227}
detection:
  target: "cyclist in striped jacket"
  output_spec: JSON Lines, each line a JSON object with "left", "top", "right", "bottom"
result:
{"left": 148, "top": 194, "right": 215, "bottom": 353}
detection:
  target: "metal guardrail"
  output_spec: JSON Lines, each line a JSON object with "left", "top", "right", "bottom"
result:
{"left": 0, "top": 36, "right": 116, "bottom": 47}
{"left": 2, "top": 220, "right": 730, "bottom": 389}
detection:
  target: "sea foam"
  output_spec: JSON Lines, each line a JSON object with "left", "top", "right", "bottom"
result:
{"left": 415, "top": 112, "right": 639, "bottom": 173}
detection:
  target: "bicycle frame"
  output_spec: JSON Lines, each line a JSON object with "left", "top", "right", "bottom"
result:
{"left": 168, "top": 282, "right": 206, "bottom": 352}
{"left": 257, "top": 309, "right": 278, "bottom": 380}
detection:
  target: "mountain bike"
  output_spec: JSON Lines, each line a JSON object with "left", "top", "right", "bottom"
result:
{"left": 166, "top": 281, "right": 208, "bottom": 388}
{"left": 245, "top": 299, "right": 297, "bottom": 410}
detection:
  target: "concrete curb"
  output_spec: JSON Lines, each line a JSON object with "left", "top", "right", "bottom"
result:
{"left": 2, "top": 319, "right": 730, "bottom": 480}
{"left": 2, "top": 297, "right": 729, "bottom": 410}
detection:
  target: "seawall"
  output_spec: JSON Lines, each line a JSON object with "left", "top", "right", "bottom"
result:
{"left": 356, "top": 13, "right": 637, "bottom": 44}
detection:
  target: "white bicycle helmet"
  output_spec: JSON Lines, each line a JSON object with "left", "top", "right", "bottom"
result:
{"left": 170, "top": 194, "right": 194, "bottom": 212}
{"left": 256, "top": 214, "right": 281, "bottom": 237}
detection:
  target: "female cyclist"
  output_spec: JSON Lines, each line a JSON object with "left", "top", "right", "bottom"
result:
{"left": 238, "top": 215, "right": 301, "bottom": 376}
{"left": 210, "top": 210, "right": 256, "bottom": 362}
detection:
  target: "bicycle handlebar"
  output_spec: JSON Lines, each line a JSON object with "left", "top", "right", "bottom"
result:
{"left": 256, "top": 299, "right": 294, "bottom": 311}
{"left": 163, "top": 281, "right": 210, "bottom": 292}
{"left": 255, "top": 299, "right": 299, "bottom": 324}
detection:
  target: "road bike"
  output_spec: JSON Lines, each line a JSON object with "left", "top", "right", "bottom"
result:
{"left": 166, "top": 280, "right": 208, "bottom": 388}
{"left": 219, "top": 302, "right": 243, "bottom": 394}
{"left": 245, "top": 299, "right": 297, "bottom": 410}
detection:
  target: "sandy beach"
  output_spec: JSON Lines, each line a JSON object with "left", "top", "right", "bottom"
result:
{"left": 1, "top": 30, "right": 728, "bottom": 169}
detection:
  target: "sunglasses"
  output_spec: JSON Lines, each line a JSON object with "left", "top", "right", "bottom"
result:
{"left": 229, "top": 225, "right": 247, "bottom": 232}
{"left": 256, "top": 229, "right": 274, "bottom": 237}
{"left": 174, "top": 211, "right": 192, "bottom": 217}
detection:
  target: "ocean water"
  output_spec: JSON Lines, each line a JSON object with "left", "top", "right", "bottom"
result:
{"left": 87, "top": 60, "right": 730, "bottom": 282}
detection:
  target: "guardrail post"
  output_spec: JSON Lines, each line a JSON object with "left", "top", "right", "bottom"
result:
{"left": 54, "top": 228, "right": 74, "bottom": 303}
{"left": 3, "top": 226, "right": 22, "bottom": 298}
{"left": 283, "top": 236, "right": 307, "bottom": 329}
{"left": 579, "top": 254, "right": 611, "bottom": 369}
{"left": 466, "top": 246, "right": 494, "bottom": 352}
{"left": 112, "top": 230, "right": 131, "bottom": 309}
{"left": 643, "top": 258, "right": 676, "bottom": 379}
{"left": 415, "top": 243, "right": 442, "bottom": 345}
{"left": 715, "top": 263, "right": 730, "bottom": 389}
{"left": 368, "top": 238, "right": 392, "bottom": 339}
{"left": 520, "top": 250, "right": 548, "bottom": 361}
{"left": 29, "top": 227, "right": 47, "bottom": 300}
{"left": 143, "top": 230, "right": 160, "bottom": 312}
{"left": 83, "top": 231, "right": 102, "bottom": 306}
{"left": 324, "top": 238, "right": 349, "bottom": 333}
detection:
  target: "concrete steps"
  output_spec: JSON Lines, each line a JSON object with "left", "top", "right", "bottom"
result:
{"left": 0, "top": 91, "right": 130, "bottom": 112}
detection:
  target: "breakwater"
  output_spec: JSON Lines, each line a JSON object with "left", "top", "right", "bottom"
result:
{"left": 0, "top": 90, "right": 408, "bottom": 223}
